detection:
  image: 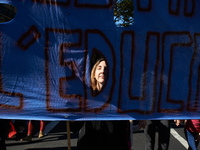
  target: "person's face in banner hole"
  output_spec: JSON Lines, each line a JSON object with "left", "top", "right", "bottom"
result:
{"left": 91, "top": 58, "right": 107, "bottom": 92}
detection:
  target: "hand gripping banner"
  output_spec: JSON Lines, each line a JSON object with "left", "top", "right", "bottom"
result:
{"left": 0, "top": 0, "right": 200, "bottom": 121}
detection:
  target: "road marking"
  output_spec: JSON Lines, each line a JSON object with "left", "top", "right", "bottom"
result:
{"left": 170, "top": 128, "right": 188, "bottom": 149}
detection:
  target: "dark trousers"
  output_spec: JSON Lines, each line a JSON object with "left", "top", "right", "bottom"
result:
{"left": 77, "top": 121, "right": 130, "bottom": 150}
{"left": 144, "top": 120, "right": 170, "bottom": 150}
{"left": 0, "top": 119, "right": 9, "bottom": 150}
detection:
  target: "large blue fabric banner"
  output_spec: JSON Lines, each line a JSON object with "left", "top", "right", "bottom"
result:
{"left": 0, "top": 0, "right": 199, "bottom": 120}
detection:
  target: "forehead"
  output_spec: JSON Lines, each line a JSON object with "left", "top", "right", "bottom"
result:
{"left": 97, "top": 60, "right": 106, "bottom": 67}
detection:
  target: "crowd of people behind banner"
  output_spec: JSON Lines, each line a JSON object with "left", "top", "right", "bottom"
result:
{"left": 0, "top": 119, "right": 200, "bottom": 150}
{"left": 0, "top": 119, "right": 46, "bottom": 150}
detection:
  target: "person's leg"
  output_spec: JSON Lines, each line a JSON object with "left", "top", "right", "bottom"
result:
{"left": 20, "top": 120, "right": 34, "bottom": 142}
{"left": 184, "top": 129, "right": 198, "bottom": 150}
{"left": 157, "top": 120, "right": 170, "bottom": 150}
{"left": 27, "top": 121, "right": 33, "bottom": 136}
{"left": 39, "top": 121, "right": 45, "bottom": 132}
{"left": 77, "top": 121, "right": 96, "bottom": 150}
{"left": 0, "top": 138, "right": 6, "bottom": 150}
{"left": 0, "top": 119, "right": 9, "bottom": 150}
{"left": 8, "top": 120, "right": 17, "bottom": 139}
{"left": 195, "top": 137, "right": 200, "bottom": 149}
{"left": 38, "top": 120, "right": 45, "bottom": 138}
{"left": 144, "top": 120, "right": 156, "bottom": 150}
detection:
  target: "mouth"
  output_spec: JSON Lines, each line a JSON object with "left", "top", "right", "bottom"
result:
{"left": 99, "top": 74, "right": 104, "bottom": 78}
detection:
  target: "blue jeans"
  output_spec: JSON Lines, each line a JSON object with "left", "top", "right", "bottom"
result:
{"left": 185, "top": 129, "right": 199, "bottom": 150}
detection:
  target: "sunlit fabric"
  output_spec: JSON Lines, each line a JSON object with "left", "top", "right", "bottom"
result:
{"left": 0, "top": 0, "right": 200, "bottom": 120}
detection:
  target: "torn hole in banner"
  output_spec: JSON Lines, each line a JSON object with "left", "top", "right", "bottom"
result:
{"left": 114, "top": 0, "right": 134, "bottom": 27}
{"left": 90, "top": 49, "right": 108, "bottom": 96}
{"left": 0, "top": 3, "right": 17, "bottom": 23}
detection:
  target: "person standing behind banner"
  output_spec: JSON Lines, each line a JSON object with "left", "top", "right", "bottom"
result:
{"left": 175, "top": 119, "right": 200, "bottom": 150}
{"left": 20, "top": 120, "right": 45, "bottom": 142}
{"left": 144, "top": 120, "right": 170, "bottom": 150}
{"left": 0, "top": 119, "right": 9, "bottom": 150}
{"left": 8, "top": 120, "right": 17, "bottom": 139}
{"left": 77, "top": 58, "right": 132, "bottom": 150}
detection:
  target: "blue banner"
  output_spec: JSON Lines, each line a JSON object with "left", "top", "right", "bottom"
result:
{"left": 0, "top": 0, "right": 200, "bottom": 120}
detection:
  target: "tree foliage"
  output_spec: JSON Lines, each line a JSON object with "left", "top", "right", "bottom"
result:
{"left": 114, "top": 0, "right": 134, "bottom": 27}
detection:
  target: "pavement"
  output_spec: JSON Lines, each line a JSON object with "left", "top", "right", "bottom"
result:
{"left": 6, "top": 121, "right": 77, "bottom": 150}
{"left": 5, "top": 120, "right": 200, "bottom": 150}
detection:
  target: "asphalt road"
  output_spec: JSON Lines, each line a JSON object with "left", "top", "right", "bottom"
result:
{"left": 5, "top": 120, "right": 199, "bottom": 150}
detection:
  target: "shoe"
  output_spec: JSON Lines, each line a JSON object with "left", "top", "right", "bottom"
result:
{"left": 38, "top": 131, "right": 44, "bottom": 138}
{"left": 8, "top": 131, "right": 17, "bottom": 139}
{"left": 20, "top": 135, "right": 32, "bottom": 142}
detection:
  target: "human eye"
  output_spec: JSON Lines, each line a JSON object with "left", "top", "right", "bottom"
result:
{"left": 97, "top": 66, "right": 101, "bottom": 70}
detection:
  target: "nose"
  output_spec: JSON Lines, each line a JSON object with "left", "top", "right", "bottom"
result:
{"left": 102, "top": 67, "right": 106, "bottom": 74}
